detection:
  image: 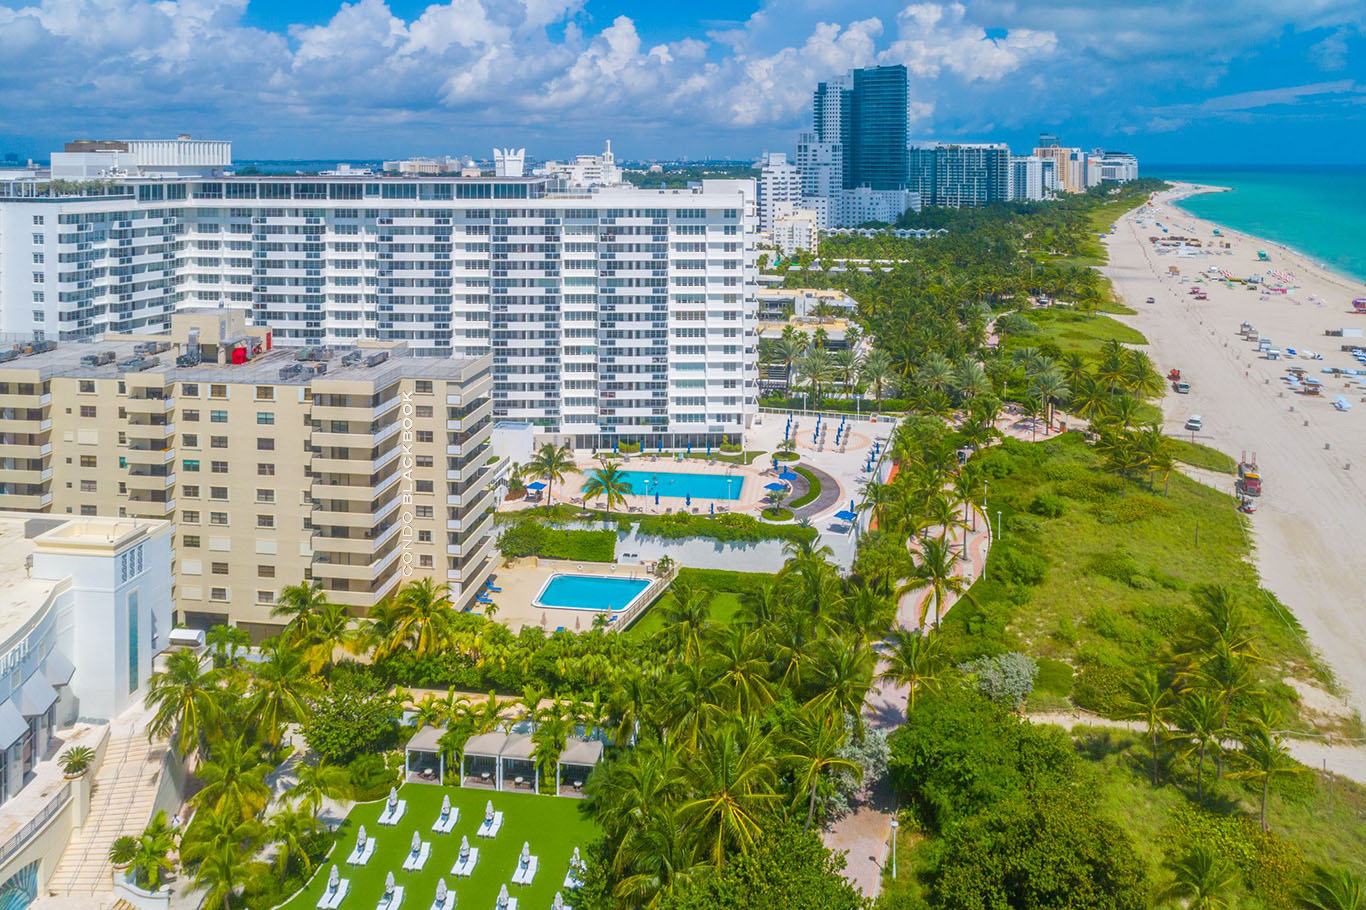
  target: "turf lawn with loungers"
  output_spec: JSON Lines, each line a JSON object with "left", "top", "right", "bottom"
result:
{"left": 280, "top": 784, "right": 595, "bottom": 910}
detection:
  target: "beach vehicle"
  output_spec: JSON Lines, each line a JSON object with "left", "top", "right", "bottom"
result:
{"left": 1353, "top": 298, "right": 1366, "bottom": 313}
{"left": 1174, "top": 381, "right": 1190, "bottom": 394}
{"left": 1146, "top": 296, "right": 1156, "bottom": 304}
{"left": 1238, "top": 496, "right": 1257, "bottom": 514}
{"left": 1194, "top": 292, "right": 1208, "bottom": 300}
{"left": 1266, "top": 348, "right": 1281, "bottom": 360}
{"left": 1185, "top": 415, "right": 1203, "bottom": 431}
{"left": 1237, "top": 455, "right": 1262, "bottom": 497}
{"left": 1168, "top": 368, "right": 1181, "bottom": 381}
{"left": 1257, "top": 250, "right": 1270, "bottom": 261}
{"left": 1334, "top": 396, "right": 1353, "bottom": 412}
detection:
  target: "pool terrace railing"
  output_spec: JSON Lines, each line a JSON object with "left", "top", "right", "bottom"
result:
{"left": 527, "top": 558, "right": 674, "bottom": 631}
{"left": 612, "top": 567, "right": 677, "bottom": 632}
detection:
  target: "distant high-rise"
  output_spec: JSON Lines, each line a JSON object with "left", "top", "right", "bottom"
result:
{"left": 1037, "top": 132, "right": 1059, "bottom": 149}
{"left": 849, "top": 65, "right": 909, "bottom": 190}
{"left": 906, "top": 142, "right": 1009, "bottom": 207}
{"left": 757, "top": 152, "right": 802, "bottom": 232}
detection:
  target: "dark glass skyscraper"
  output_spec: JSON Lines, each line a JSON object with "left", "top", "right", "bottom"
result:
{"left": 849, "top": 65, "right": 908, "bottom": 190}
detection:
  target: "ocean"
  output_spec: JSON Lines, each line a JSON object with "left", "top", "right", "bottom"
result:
{"left": 1155, "top": 166, "right": 1366, "bottom": 283}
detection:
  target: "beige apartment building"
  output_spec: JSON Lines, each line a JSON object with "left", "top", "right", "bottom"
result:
{"left": 0, "top": 309, "right": 496, "bottom": 638}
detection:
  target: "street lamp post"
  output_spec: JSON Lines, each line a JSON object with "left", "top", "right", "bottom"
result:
{"left": 890, "top": 819, "right": 900, "bottom": 880}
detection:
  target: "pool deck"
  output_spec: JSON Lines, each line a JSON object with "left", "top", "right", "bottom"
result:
{"left": 505, "top": 457, "right": 774, "bottom": 517}
{"left": 483, "top": 558, "right": 662, "bottom": 632}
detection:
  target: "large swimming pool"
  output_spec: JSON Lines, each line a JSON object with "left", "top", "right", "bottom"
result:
{"left": 589, "top": 469, "right": 745, "bottom": 501}
{"left": 533, "top": 573, "right": 653, "bottom": 612}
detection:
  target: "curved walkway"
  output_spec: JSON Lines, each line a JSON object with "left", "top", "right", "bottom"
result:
{"left": 793, "top": 463, "right": 842, "bottom": 520}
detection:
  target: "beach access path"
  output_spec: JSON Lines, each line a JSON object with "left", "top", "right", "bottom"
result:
{"left": 1104, "top": 184, "right": 1366, "bottom": 717}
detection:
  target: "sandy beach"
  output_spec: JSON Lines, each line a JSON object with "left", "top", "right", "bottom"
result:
{"left": 1103, "top": 183, "right": 1366, "bottom": 716}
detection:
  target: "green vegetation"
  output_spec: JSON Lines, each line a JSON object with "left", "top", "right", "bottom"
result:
{"left": 495, "top": 506, "right": 818, "bottom": 547}
{"left": 1172, "top": 438, "right": 1239, "bottom": 474}
{"left": 999, "top": 307, "right": 1148, "bottom": 360}
{"left": 788, "top": 467, "right": 822, "bottom": 509}
{"left": 496, "top": 521, "right": 617, "bottom": 562}
{"left": 622, "top": 164, "right": 758, "bottom": 188}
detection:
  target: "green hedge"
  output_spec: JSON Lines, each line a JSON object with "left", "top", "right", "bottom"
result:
{"left": 497, "top": 521, "right": 616, "bottom": 561}
{"left": 759, "top": 395, "right": 909, "bottom": 413}
{"left": 788, "top": 467, "right": 821, "bottom": 509}
{"left": 674, "top": 567, "right": 777, "bottom": 597}
{"left": 631, "top": 510, "right": 816, "bottom": 545}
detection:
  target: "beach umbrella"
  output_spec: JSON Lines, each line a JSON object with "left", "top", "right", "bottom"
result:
{"left": 764, "top": 481, "right": 786, "bottom": 492}
{"left": 436, "top": 880, "right": 449, "bottom": 903}
{"left": 658, "top": 439, "right": 663, "bottom": 453}
{"left": 687, "top": 442, "right": 691, "bottom": 455}
{"left": 412, "top": 831, "right": 422, "bottom": 853}
{"left": 836, "top": 504, "right": 858, "bottom": 522}
{"left": 778, "top": 469, "right": 798, "bottom": 482}
{"left": 387, "top": 787, "right": 398, "bottom": 808}
{"left": 613, "top": 439, "right": 618, "bottom": 454}
{"left": 654, "top": 489, "right": 659, "bottom": 505}
{"left": 329, "top": 866, "right": 339, "bottom": 891}
{"left": 357, "top": 825, "right": 367, "bottom": 849}
{"left": 685, "top": 493, "right": 692, "bottom": 507}
{"left": 385, "top": 872, "right": 396, "bottom": 894}
{"left": 706, "top": 441, "right": 711, "bottom": 456}
{"left": 710, "top": 502, "right": 714, "bottom": 515}
{"left": 526, "top": 481, "right": 546, "bottom": 491}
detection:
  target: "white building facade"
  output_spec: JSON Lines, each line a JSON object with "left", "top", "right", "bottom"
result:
{"left": 756, "top": 153, "right": 802, "bottom": 233}
{"left": 770, "top": 209, "right": 819, "bottom": 257}
{"left": 534, "top": 140, "right": 623, "bottom": 189}
{"left": 0, "top": 173, "right": 759, "bottom": 448}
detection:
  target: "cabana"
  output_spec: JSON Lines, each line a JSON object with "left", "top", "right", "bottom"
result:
{"left": 405, "top": 726, "right": 446, "bottom": 785}
{"left": 556, "top": 738, "right": 604, "bottom": 796}
{"left": 461, "top": 732, "right": 509, "bottom": 789}
{"left": 500, "top": 733, "right": 537, "bottom": 792}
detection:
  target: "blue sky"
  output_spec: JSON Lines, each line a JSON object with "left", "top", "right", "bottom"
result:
{"left": 0, "top": 0, "right": 1363, "bottom": 165}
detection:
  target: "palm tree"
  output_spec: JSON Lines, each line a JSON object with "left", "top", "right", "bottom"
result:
{"left": 108, "top": 810, "right": 177, "bottom": 892}
{"left": 272, "top": 579, "right": 329, "bottom": 639}
{"left": 798, "top": 347, "right": 836, "bottom": 407}
{"left": 805, "top": 639, "right": 875, "bottom": 737}
{"left": 294, "top": 599, "right": 359, "bottom": 675}
{"left": 1069, "top": 376, "right": 1111, "bottom": 422}
{"left": 582, "top": 463, "right": 634, "bottom": 517}
{"left": 917, "top": 353, "right": 953, "bottom": 396}
{"left": 205, "top": 624, "right": 250, "bottom": 669}
{"left": 677, "top": 723, "right": 781, "bottom": 865}
{"left": 1230, "top": 723, "right": 1305, "bottom": 831}
{"left": 530, "top": 709, "right": 571, "bottom": 793}
{"left": 267, "top": 803, "right": 321, "bottom": 880}
{"left": 527, "top": 442, "right": 574, "bottom": 505}
{"left": 879, "top": 628, "right": 947, "bottom": 711}
{"left": 611, "top": 808, "right": 701, "bottom": 906}
{"left": 861, "top": 349, "right": 895, "bottom": 409}
{"left": 1135, "top": 423, "right": 1177, "bottom": 494}
{"left": 179, "top": 807, "right": 264, "bottom": 868}
{"left": 290, "top": 757, "right": 347, "bottom": 820}
{"left": 833, "top": 348, "right": 863, "bottom": 397}
{"left": 1300, "top": 866, "right": 1365, "bottom": 910}
{"left": 706, "top": 627, "right": 775, "bottom": 715}
{"left": 247, "top": 643, "right": 318, "bottom": 748}
{"left": 784, "top": 709, "right": 860, "bottom": 830}
{"left": 1173, "top": 691, "right": 1225, "bottom": 802}
{"left": 902, "top": 537, "right": 972, "bottom": 629}
{"left": 1123, "top": 670, "right": 1173, "bottom": 785}
{"left": 192, "top": 736, "right": 271, "bottom": 821}
{"left": 194, "top": 841, "right": 253, "bottom": 910}
{"left": 146, "top": 648, "right": 221, "bottom": 761}
{"left": 776, "top": 334, "right": 807, "bottom": 393}
{"left": 374, "top": 577, "right": 458, "bottom": 660}
{"left": 1162, "top": 845, "right": 1240, "bottom": 910}
{"left": 1031, "top": 368, "right": 1071, "bottom": 432}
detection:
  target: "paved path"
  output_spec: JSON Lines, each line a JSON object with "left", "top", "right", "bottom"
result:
{"left": 792, "top": 463, "right": 842, "bottom": 520}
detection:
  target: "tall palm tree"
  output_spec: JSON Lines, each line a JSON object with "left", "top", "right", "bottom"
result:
{"left": 1031, "top": 368, "right": 1071, "bottom": 432}
{"left": 861, "top": 349, "right": 895, "bottom": 409}
{"left": 527, "top": 442, "right": 574, "bottom": 505}
{"left": 266, "top": 804, "right": 321, "bottom": 880}
{"left": 146, "top": 649, "right": 221, "bottom": 761}
{"left": 374, "top": 577, "right": 458, "bottom": 659}
{"left": 833, "top": 348, "right": 863, "bottom": 397}
{"left": 677, "top": 723, "right": 781, "bottom": 866}
{"left": 247, "top": 643, "right": 318, "bottom": 748}
{"left": 1230, "top": 723, "right": 1305, "bottom": 831}
{"left": 917, "top": 353, "right": 953, "bottom": 396}
{"left": 1162, "top": 845, "right": 1240, "bottom": 910}
{"left": 295, "top": 600, "right": 359, "bottom": 675}
{"left": 1173, "top": 691, "right": 1225, "bottom": 802}
{"left": 879, "top": 628, "right": 947, "bottom": 711}
{"left": 194, "top": 841, "right": 253, "bottom": 910}
{"left": 798, "top": 347, "right": 836, "bottom": 407}
{"left": 1135, "top": 423, "right": 1177, "bottom": 494}
{"left": 582, "top": 463, "right": 634, "bottom": 517}
{"left": 289, "top": 757, "right": 347, "bottom": 821}
{"left": 1300, "top": 867, "right": 1365, "bottom": 910}
{"left": 805, "top": 639, "right": 875, "bottom": 737}
{"left": 706, "top": 627, "right": 774, "bottom": 715}
{"left": 902, "top": 537, "right": 972, "bottom": 629}
{"left": 776, "top": 334, "right": 807, "bottom": 393}
{"left": 611, "top": 808, "right": 701, "bottom": 907}
{"left": 1069, "top": 376, "right": 1111, "bottom": 422}
{"left": 272, "top": 579, "right": 329, "bottom": 640}
{"left": 1123, "top": 670, "right": 1173, "bottom": 785}
{"left": 192, "top": 736, "right": 272, "bottom": 821}
{"left": 205, "top": 624, "right": 250, "bottom": 670}
{"left": 783, "top": 709, "right": 860, "bottom": 830}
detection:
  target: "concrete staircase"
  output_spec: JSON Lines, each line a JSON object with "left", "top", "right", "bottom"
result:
{"left": 46, "top": 723, "right": 169, "bottom": 895}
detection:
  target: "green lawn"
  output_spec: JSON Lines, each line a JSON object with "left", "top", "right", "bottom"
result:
{"left": 1171, "top": 438, "right": 1238, "bottom": 474}
{"left": 279, "top": 785, "right": 596, "bottom": 910}
{"left": 624, "top": 591, "right": 744, "bottom": 638}
{"left": 1002, "top": 307, "right": 1149, "bottom": 360}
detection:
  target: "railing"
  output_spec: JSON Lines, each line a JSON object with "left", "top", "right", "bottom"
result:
{"left": 0, "top": 782, "right": 71, "bottom": 866}
{"left": 757, "top": 405, "right": 897, "bottom": 424}
{"left": 613, "top": 568, "right": 677, "bottom": 632}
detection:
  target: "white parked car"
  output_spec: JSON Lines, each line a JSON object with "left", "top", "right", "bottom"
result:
{"left": 1185, "top": 415, "right": 1203, "bottom": 431}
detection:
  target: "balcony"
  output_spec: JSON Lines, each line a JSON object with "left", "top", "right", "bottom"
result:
{"left": 444, "top": 399, "right": 493, "bottom": 432}
{"left": 446, "top": 533, "right": 493, "bottom": 564}
{"left": 447, "top": 551, "right": 494, "bottom": 585}
{"left": 0, "top": 393, "right": 50, "bottom": 409}
{"left": 124, "top": 446, "right": 175, "bottom": 465}
{"left": 0, "top": 491, "right": 52, "bottom": 510}
{"left": 310, "top": 471, "right": 399, "bottom": 503}
{"left": 124, "top": 396, "right": 174, "bottom": 414}
{"left": 127, "top": 471, "right": 175, "bottom": 490}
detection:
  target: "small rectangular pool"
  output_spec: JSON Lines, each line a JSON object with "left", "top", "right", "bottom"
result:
{"left": 592, "top": 469, "right": 745, "bottom": 501}
{"left": 533, "top": 573, "right": 654, "bottom": 612}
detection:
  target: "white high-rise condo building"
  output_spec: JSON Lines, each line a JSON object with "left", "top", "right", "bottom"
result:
{"left": 1008, "top": 156, "right": 1048, "bottom": 201}
{"left": 0, "top": 157, "right": 759, "bottom": 450}
{"left": 1089, "top": 149, "right": 1140, "bottom": 184}
{"left": 756, "top": 152, "right": 802, "bottom": 232}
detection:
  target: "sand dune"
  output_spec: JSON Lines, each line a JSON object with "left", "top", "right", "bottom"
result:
{"left": 1103, "top": 183, "right": 1366, "bottom": 715}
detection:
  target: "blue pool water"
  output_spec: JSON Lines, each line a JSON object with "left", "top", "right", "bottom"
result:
{"left": 591, "top": 469, "right": 745, "bottom": 501}
{"left": 534, "top": 574, "right": 653, "bottom": 612}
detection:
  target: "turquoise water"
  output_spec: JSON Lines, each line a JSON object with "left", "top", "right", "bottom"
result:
{"left": 588, "top": 469, "right": 745, "bottom": 501}
{"left": 1155, "top": 167, "right": 1366, "bottom": 282}
{"left": 534, "top": 574, "right": 651, "bottom": 611}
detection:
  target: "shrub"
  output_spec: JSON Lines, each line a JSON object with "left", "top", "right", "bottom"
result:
{"left": 301, "top": 672, "right": 402, "bottom": 764}
{"left": 59, "top": 745, "right": 95, "bottom": 776}
{"left": 540, "top": 529, "right": 616, "bottom": 561}
{"left": 1087, "top": 548, "right": 1141, "bottom": 585}
{"left": 346, "top": 752, "right": 396, "bottom": 801}
{"left": 960, "top": 652, "right": 1038, "bottom": 710}
{"left": 496, "top": 521, "right": 547, "bottom": 558}
{"left": 1029, "top": 491, "right": 1066, "bottom": 518}
{"left": 992, "top": 543, "right": 1047, "bottom": 586}
{"left": 1034, "top": 658, "right": 1074, "bottom": 697}
{"left": 1073, "top": 663, "right": 1130, "bottom": 716}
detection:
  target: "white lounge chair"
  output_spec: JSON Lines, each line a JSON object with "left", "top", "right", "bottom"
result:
{"left": 376, "top": 886, "right": 404, "bottom": 910}
{"left": 377, "top": 801, "right": 407, "bottom": 826}
{"left": 402, "top": 842, "right": 432, "bottom": 872}
{"left": 510, "top": 856, "right": 539, "bottom": 885}
{"left": 346, "top": 838, "right": 377, "bottom": 866}
{"left": 451, "top": 847, "right": 480, "bottom": 877}
{"left": 316, "top": 880, "right": 349, "bottom": 910}
{"left": 431, "top": 893, "right": 457, "bottom": 910}
{"left": 476, "top": 811, "right": 504, "bottom": 838}
{"left": 431, "top": 808, "right": 459, "bottom": 834}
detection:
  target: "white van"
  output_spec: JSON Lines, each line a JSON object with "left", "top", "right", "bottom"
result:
{"left": 1185, "top": 415, "right": 1203, "bottom": 431}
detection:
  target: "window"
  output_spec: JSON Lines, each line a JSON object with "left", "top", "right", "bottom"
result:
{"left": 416, "top": 381, "right": 433, "bottom": 393}
{"left": 257, "top": 438, "right": 275, "bottom": 451}
{"left": 183, "top": 535, "right": 200, "bottom": 547}
{"left": 257, "top": 463, "right": 275, "bottom": 476}
{"left": 80, "top": 480, "right": 97, "bottom": 493}
{"left": 182, "top": 383, "right": 199, "bottom": 397}
{"left": 255, "top": 386, "right": 274, "bottom": 401}
{"left": 416, "top": 455, "right": 433, "bottom": 467}
{"left": 416, "top": 505, "right": 434, "bottom": 519}
{"left": 416, "top": 430, "right": 434, "bottom": 443}
{"left": 257, "top": 590, "right": 276, "bottom": 605}
{"left": 257, "top": 514, "right": 274, "bottom": 529}
{"left": 210, "top": 512, "right": 228, "bottom": 525}
{"left": 32, "top": 215, "right": 43, "bottom": 225}
{"left": 79, "top": 405, "right": 96, "bottom": 418}
{"left": 258, "top": 565, "right": 275, "bottom": 578}
{"left": 256, "top": 412, "right": 274, "bottom": 425}
{"left": 183, "top": 485, "right": 200, "bottom": 498}
{"left": 78, "top": 380, "right": 95, "bottom": 394}
{"left": 79, "top": 455, "right": 97, "bottom": 467}
{"left": 211, "top": 461, "right": 228, "bottom": 473}
{"left": 210, "top": 486, "right": 228, "bottom": 500}
{"left": 419, "top": 555, "right": 434, "bottom": 568}
{"left": 210, "top": 410, "right": 227, "bottom": 423}
{"left": 211, "top": 562, "right": 229, "bottom": 575}
{"left": 127, "top": 590, "right": 139, "bottom": 694}
{"left": 182, "top": 511, "right": 200, "bottom": 523}
{"left": 418, "top": 530, "right": 432, "bottom": 543}
{"left": 210, "top": 385, "right": 227, "bottom": 399}
{"left": 182, "top": 434, "right": 199, "bottom": 448}
{"left": 416, "top": 480, "right": 434, "bottom": 493}
{"left": 256, "top": 489, "right": 274, "bottom": 503}
{"left": 182, "top": 459, "right": 200, "bottom": 472}
{"left": 416, "top": 406, "right": 433, "bottom": 418}
{"left": 210, "top": 588, "right": 228, "bottom": 602}
{"left": 80, "top": 505, "right": 96, "bottom": 516}
{"left": 32, "top": 233, "right": 43, "bottom": 244}
{"left": 183, "top": 409, "right": 199, "bottom": 422}
{"left": 211, "top": 436, "right": 228, "bottom": 448}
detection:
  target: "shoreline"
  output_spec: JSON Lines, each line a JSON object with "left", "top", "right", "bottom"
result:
{"left": 1165, "top": 182, "right": 1366, "bottom": 288}
{"left": 1101, "top": 184, "right": 1366, "bottom": 719}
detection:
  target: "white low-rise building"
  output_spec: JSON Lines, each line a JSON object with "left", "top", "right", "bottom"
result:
{"left": 50, "top": 137, "right": 231, "bottom": 179}
{"left": 534, "top": 141, "right": 623, "bottom": 189}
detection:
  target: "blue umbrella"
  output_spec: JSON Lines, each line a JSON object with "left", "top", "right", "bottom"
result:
{"left": 654, "top": 489, "right": 659, "bottom": 505}
{"left": 835, "top": 508, "right": 858, "bottom": 522}
{"left": 658, "top": 439, "right": 663, "bottom": 453}
{"left": 778, "top": 469, "right": 798, "bottom": 482}
{"left": 764, "top": 481, "right": 786, "bottom": 492}
{"left": 706, "top": 441, "right": 711, "bottom": 456}
{"left": 709, "top": 502, "right": 714, "bottom": 515}
{"left": 613, "top": 440, "right": 618, "bottom": 454}
{"left": 685, "top": 493, "right": 692, "bottom": 507}
{"left": 687, "top": 442, "right": 691, "bottom": 455}
{"left": 526, "top": 481, "right": 547, "bottom": 490}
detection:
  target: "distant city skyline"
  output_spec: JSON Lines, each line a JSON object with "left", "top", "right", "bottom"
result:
{"left": 1, "top": 0, "right": 1362, "bottom": 164}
